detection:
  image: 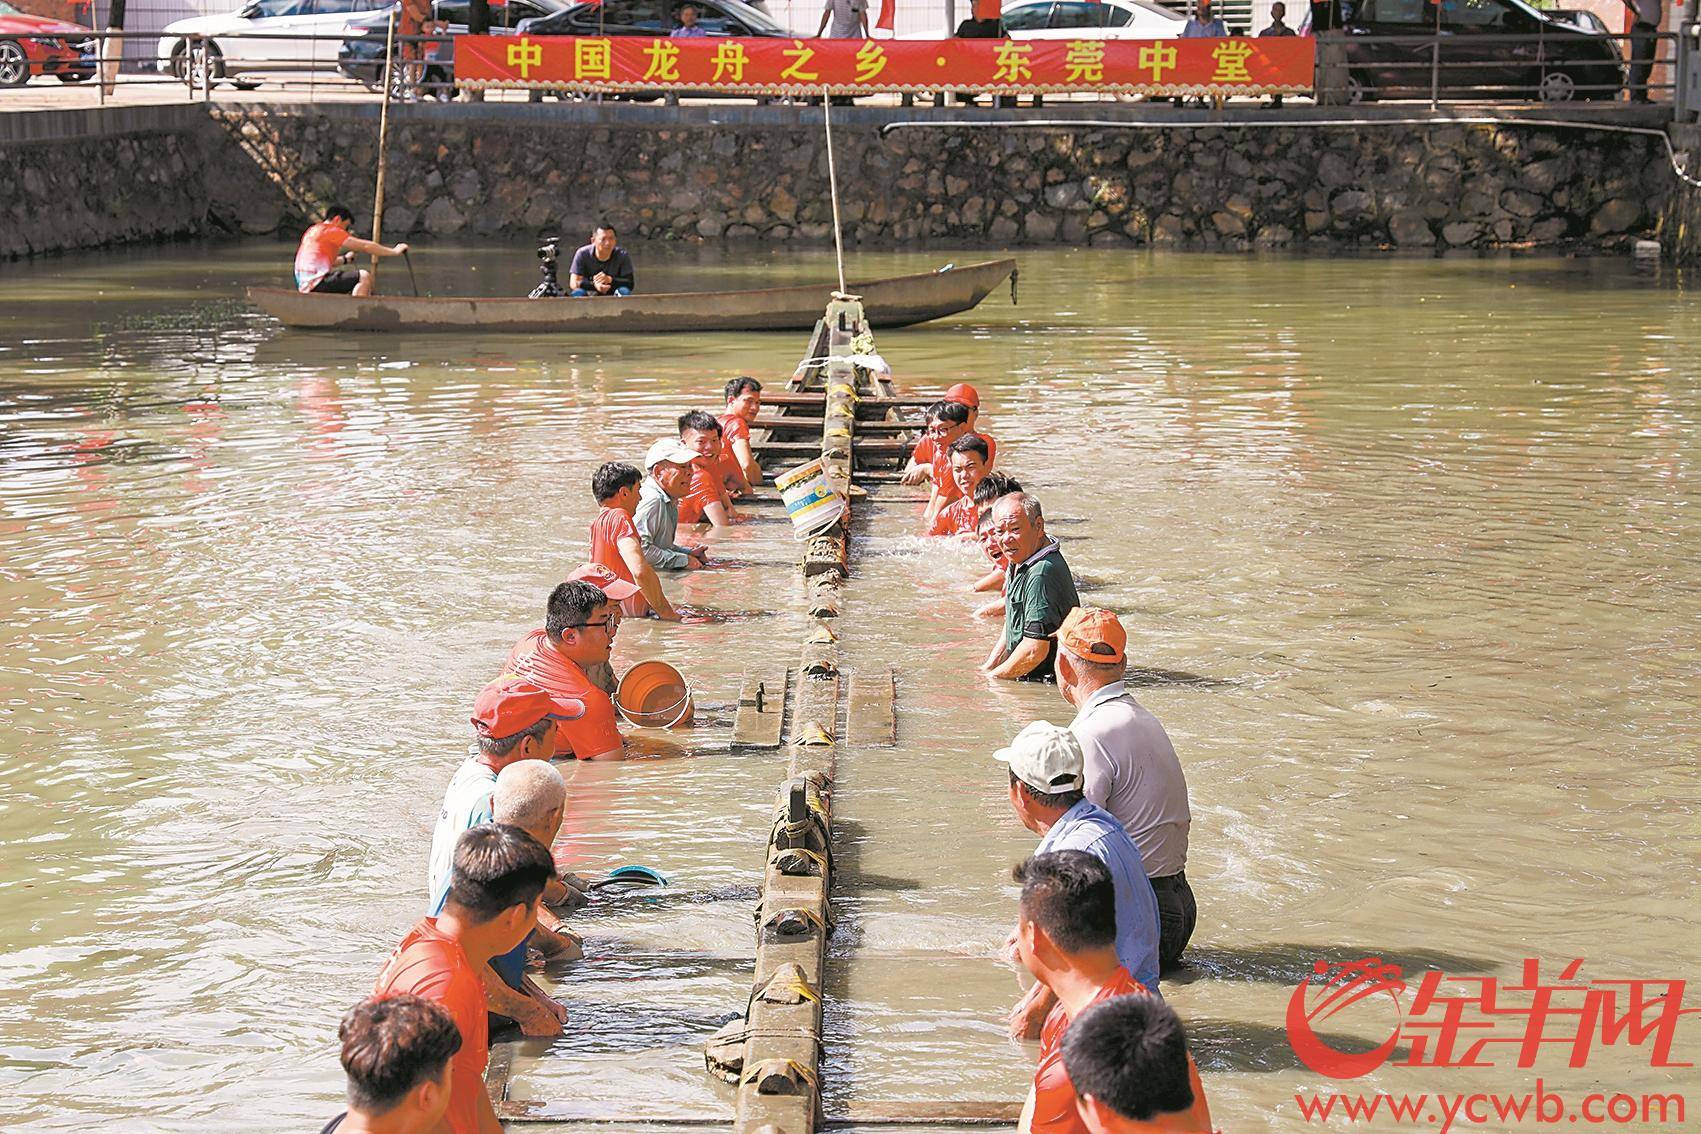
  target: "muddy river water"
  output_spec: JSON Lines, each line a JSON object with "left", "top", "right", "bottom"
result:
{"left": 0, "top": 242, "right": 1696, "bottom": 1133}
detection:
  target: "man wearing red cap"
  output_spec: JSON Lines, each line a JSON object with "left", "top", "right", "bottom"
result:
{"left": 1056, "top": 608, "right": 1195, "bottom": 972}
{"left": 902, "top": 383, "right": 997, "bottom": 485}
{"left": 503, "top": 580, "right": 626, "bottom": 761}
{"left": 422, "top": 679, "right": 581, "bottom": 1038}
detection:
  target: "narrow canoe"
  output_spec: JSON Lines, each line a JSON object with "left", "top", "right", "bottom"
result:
{"left": 248, "top": 258, "right": 1017, "bottom": 333}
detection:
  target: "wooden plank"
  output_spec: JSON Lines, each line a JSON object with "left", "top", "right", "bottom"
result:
{"left": 754, "top": 439, "right": 910, "bottom": 456}
{"left": 846, "top": 666, "right": 897, "bottom": 747}
{"left": 732, "top": 669, "right": 789, "bottom": 749}
{"left": 496, "top": 1102, "right": 1017, "bottom": 1126}
{"left": 760, "top": 391, "right": 936, "bottom": 408}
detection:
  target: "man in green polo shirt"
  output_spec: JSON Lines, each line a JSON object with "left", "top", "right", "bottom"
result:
{"left": 980, "top": 492, "right": 1080, "bottom": 682}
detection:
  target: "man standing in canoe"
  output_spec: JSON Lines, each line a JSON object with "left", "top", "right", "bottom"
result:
{"left": 569, "top": 224, "right": 635, "bottom": 298}
{"left": 294, "top": 204, "right": 409, "bottom": 297}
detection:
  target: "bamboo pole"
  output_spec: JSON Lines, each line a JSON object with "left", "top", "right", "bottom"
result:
{"left": 370, "top": 10, "right": 398, "bottom": 288}
{"left": 822, "top": 91, "right": 847, "bottom": 295}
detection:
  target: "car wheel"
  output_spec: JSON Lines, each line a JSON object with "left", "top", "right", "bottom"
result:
{"left": 0, "top": 39, "right": 31, "bottom": 87}
{"left": 1344, "top": 70, "right": 1375, "bottom": 104}
{"left": 1537, "top": 69, "right": 1577, "bottom": 102}
{"left": 184, "top": 40, "right": 225, "bottom": 89}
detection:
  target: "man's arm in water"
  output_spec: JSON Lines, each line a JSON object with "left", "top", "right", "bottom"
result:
{"left": 617, "top": 534, "right": 680, "bottom": 620}
{"left": 986, "top": 636, "right": 1049, "bottom": 681}
{"left": 971, "top": 567, "right": 1006, "bottom": 593}
{"left": 733, "top": 436, "right": 760, "bottom": 489}
{"left": 973, "top": 597, "right": 1006, "bottom": 620}
{"left": 481, "top": 966, "right": 562, "bottom": 1037}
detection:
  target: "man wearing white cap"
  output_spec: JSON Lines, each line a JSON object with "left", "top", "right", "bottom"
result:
{"left": 997, "top": 720, "right": 1161, "bottom": 1040}
{"left": 635, "top": 438, "right": 710, "bottom": 572}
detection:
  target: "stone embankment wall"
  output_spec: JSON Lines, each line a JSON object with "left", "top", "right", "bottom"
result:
{"left": 0, "top": 104, "right": 1684, "bottom": 259}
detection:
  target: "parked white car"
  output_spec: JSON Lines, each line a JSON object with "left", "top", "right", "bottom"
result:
{"left": 999, "top": 0, "right": 1186, "bottom": 38}
{"left": 156, "top": 0, "right": 391, "bottom": 87}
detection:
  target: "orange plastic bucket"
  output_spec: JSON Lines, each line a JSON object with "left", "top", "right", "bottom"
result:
{"left": 615, "top": 660, "right": 695, "bottom": 729}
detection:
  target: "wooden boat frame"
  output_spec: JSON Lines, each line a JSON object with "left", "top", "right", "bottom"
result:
{"left": 248, "top": 258, "right": 1017, "bottom": 333}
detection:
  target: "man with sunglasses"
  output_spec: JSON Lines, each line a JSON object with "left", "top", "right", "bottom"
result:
{"left": 502, "top": 580, "right": 626, "bottom": 761}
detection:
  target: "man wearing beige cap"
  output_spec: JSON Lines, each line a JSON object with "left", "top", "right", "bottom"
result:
{"left": 997, "top": 720, "right": 1161, "bottom": 1039}
{"left": 635, "top": 438, "right": 710, "bottom": 572}
{"left": 1056, "top": 608, "right": 1196, "bottom": 973}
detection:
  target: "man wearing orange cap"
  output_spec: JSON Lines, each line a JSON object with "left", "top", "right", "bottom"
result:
{"left": 1057, "top": 608, "right": 1195, "bottom": 972}
{"left": 504, "top": 580, "right": 626, "bottom": 761}
{"left": 423, "top": 678, "right": 582, "bottom": 1038}
{"left": 902, "top": 383, "right": 997, "bottom": 486}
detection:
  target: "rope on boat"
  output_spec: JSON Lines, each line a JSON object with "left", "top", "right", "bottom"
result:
{"left": 823, "top": 91, "right": 848, "bottom": 294}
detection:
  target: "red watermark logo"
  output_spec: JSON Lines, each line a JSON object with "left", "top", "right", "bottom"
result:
{"left": 1286, "top": 957, "right": 1698, "bottom": 1080}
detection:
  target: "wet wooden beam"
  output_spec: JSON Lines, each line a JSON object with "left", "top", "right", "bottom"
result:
{"left": 496, "top": 1102, "right": 1018, "bottom": 1126}
{"left": 760, "top": 392, "right": 936, "bottom": 408}
{"left": 732, "top": 669, "right": 789, "bottom": 750}
{"left": 846, "top": 666, "right": 897, "bottom": 748}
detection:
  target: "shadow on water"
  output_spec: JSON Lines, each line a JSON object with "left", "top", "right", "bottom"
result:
{"left": 1189, "top": 1020, "right": 1416, "bottom": 1075}
{"left": 1125, "top": 666, "right": 1235, "bottom": 690}
{"left": 1166, "top": 943, "right": 1503, "bottom": 987}
{"left": 832, "top": 816, "right": 926, "bottom": 896}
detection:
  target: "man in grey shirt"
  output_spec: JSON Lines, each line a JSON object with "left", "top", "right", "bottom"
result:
{"left": 815, "top": 0, "right": 868, "bottom": 38}
{"left": 1056, "top": 607, "right": 1195, "bottom": 972}
{"left": 635, "top": 438, "right": 709, "bottom": 572}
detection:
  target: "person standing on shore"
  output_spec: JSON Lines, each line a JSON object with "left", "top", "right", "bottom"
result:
{"left": 1055, "top": 608, "right": 1196, "bottom": 973}
{"left": 1622, "top": 0, "right": 1662, "bottom": 103}
{"left": 981, "top": 493, "right": 1079, "bottom": 682}
{"left": 995, "top": 722, "right": 1161, "bottom": 1038}
{"left": 815, "top": 0, "right": 868, "bottom": 37}
{"left": 374, "top": 824, "right": 555, "bottom": 1134}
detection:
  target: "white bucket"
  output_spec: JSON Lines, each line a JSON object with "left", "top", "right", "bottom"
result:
{"left": 775, "top": 457, "right": 846, "bottom": 540}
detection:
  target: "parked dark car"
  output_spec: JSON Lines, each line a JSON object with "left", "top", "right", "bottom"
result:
{"left": 515, "top": 0, "right": 789, "bottom": 39}
{"left": 1341, "top": 0, "right": 1623, "bottom": 102}
{"left": 338, "top": 0, "right": 562, "bottom": 97}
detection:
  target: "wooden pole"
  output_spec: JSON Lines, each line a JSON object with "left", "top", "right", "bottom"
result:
{"left": 370, "top": 10, "right": 398, "bottom": 288}
{"left": 822, "top": 92, "right": 847, "bottom": 295}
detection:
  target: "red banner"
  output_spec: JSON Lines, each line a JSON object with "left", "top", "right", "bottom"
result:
{"left": 455, "top": 35, "right": 1315, "bottom": 96}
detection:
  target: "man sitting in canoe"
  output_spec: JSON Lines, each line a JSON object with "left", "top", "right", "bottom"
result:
{"left": 294, "top": 204, "right": 409, "bottom": 297}
{"left": 569, "top": 224, "right": 635, "bottom": 298}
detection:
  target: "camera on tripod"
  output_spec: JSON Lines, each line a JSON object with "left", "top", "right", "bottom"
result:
{"left": 529, "top": 237, "right": 565, "bottom": 299}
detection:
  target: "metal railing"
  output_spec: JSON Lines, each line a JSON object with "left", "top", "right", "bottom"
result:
{"left": 0, "top": 26, "right": 1689, "bottom": 114}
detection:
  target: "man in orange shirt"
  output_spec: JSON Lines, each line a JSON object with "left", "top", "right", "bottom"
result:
{"left": 1011, "top": 850, "right": 1209, "bottom": 1134}
{"left": 718, "top": 376, "right": 763, "bottom": 495}
{"left": 676, "top": 410, "right": 735, "bottom": 528}
{"left": 293, "top": 204, "right": 409, "bottom": 297}
{"left": 927, "top": 434, "right": 992, "bottom": 538}
{"left": 503, "top": 580, "right": 626, "bottom": 760}
{"left": 320, "top": 993, "right": 461, "bottom": 1134}
{"left": 373, "top": 824, "right": 554, "bottom": 1134}
{"left": 1062, "top": 995, "right": 1216, "bottom": 1133}
{"left": 589, "top": 462, "right": 680, "bottom": 621}
{"left": 904, "top": 383, "right": 996, "bottom": 476}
